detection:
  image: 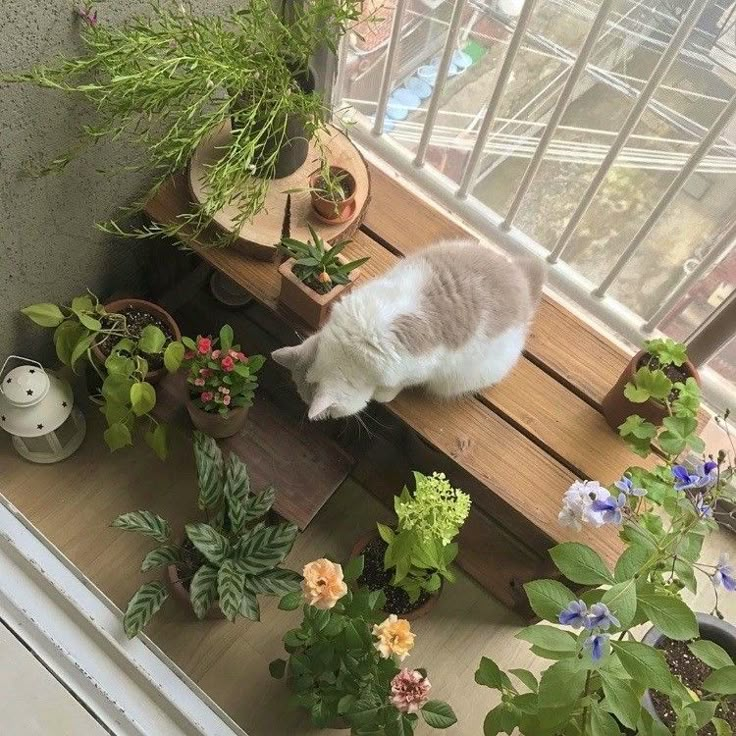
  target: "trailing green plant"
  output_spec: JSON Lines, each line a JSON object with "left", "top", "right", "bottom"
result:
{"left": 280, "top": 225, "right": 369, "bottom": 294}
{"left": 619, "top": 340, "right": 702, "bottom": 458}
{"left": 270, "top": 555, "right": 457, "bottom": 733}
{"left": 7, "top": 0, "right": 367, "bottom": 240}
{"left": 21, "top": 292, "right": 184, "bottom": 458}
{"left": 111, "top": 432, "right": 301, "bottom": 637}
{"left": 377, "top": 472, "right": 471, "bottom": 603}
{"left": 476, "top": 387, "right": 736, "bottom": 734}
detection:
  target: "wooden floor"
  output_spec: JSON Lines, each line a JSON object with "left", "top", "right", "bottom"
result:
{"left": 2, "top": 423, "right": 735, "bottom": 736}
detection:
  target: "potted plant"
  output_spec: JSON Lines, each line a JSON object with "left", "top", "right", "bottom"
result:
{"left": 21, "top": 292, "right": 184, "bottom": 458}
{"left": 474, "top": 384, "right": 736, "bottom": 735}
{"left": 308, "top": 163, "right": 357, "bottom": 224}
{"left": 352, "top": 472, "right": 471, "bottom": 620}
{"left": 9, "top": 0, "right": 367, "bottom": 238}
{"left": 180, "top": 324, "right": 265, "bottom": 439}
{"left": 111, "top": 432, "right": 302, "bottom": 638}
{"left": 278, "top": 226, "right": 369, "bottom": 328}
{"left": 270, "top": 556, "right": 457, "bottom": 733}
{"left": 602, "top": 338, "right": 700, "bottom": 433}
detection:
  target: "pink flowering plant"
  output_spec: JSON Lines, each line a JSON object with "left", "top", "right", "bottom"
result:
{"left": 477, "top": 350, "right": 736, "bottom": 734}
{"left": 181, "top": 325, "right": 264, "bottom": 416}
{"left": 270, "top": 555, "right": 456, "bottom": 733}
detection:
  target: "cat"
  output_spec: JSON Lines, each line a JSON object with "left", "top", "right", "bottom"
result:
{"left": 271, "top": 240, "right": 545, "bottom": 420}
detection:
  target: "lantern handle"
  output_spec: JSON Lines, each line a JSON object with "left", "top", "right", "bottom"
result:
{"left": 0, "top": 356, "right": 45, "bottom": 396}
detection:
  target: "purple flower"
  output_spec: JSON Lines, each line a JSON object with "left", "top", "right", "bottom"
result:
{"left": 614, "top": 475, "right": 646, "bottom": 497}
{"left": 559, "top": 600, "right": 588, "bottom": 629}
{"left": 584, "top": 634, "right": 609, "bottom": 661}
{"left": 586, "top": 603, "right": 620, "bottom": 631}
{"left": 591, "top": 493, "right": 627, "bottom": 525}
{"left": 672, "top": 463, "right": 717, "bottom": 492}
{"left": 694, "top": 493, "right": 713, "bottom": 519}
{"left": 713, "top": 554, "right": 736, "bottom": 592}
{"left": 77, "top": 6, "right": 98, "bottom": 27}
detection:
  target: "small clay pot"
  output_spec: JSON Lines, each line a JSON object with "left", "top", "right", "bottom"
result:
{"left": 601, "top": 350, "right": 700, "bottom": 432}
{"left": 166, "top": 563, "right": 226, "bottom": 620}
{"left": 185, "top": 393, "right": 249, "bottom": 439}
{"left": 278, "top": 256, "right": 360, "bottom": 329}
{"left": 92, "top": 298, "right": 182, "bottom": 385}
{"left": 350, "top": 534, "right": 441, "bottom": 622}
{"left": 309, "top": 167, "right": 357, "bottom": 224}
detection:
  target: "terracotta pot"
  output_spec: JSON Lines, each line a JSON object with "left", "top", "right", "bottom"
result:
{"left": 601, "top": 350, "right": 700, "bottom": 432}
{"left": 309, "top": 167, "right": 357, "bottom": 224}
{"left": 92, "top": 298, "right": 182, "bottom": 385}
{"left": 185, "top": 393, "right": 249, "bottom": 439}
{"left": 351, "top": 534, "right": 441, "bottom": 622}
{"left": 642, "top": 613, "right": 736, "bottom": 727}
{"left": 278, "top": 256, "right": 360, "bottom": 329}
{"left": 166, "top": 563, "right": 226, "bottom": 620}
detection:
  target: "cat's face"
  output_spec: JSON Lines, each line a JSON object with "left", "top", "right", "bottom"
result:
{"left": 271, "top": 335, "right": 372, "bottom": 420}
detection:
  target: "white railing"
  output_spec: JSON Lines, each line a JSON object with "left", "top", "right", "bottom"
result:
{"left": 334, "top": 0, "right": 736, "bottom": 411}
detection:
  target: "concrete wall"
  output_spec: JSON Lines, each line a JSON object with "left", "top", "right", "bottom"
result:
{"left": 0, "top": 1, "right": 232, "bottom": 361}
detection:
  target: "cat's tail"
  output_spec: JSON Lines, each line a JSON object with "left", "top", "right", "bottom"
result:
{"left": 515, "top": 254, "right": 547, "bottom": 306}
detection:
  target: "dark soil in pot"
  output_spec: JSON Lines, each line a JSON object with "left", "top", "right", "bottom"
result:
{"left": 650, "top": 637, "right": 736, "bottom": 734}
{"left": 97, "top": 307, "right": 175, "bottom": 371}
{"left": 355, "top": 537, "right": 434, "bottom": 618}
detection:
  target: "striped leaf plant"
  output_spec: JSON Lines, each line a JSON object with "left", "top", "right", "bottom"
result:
{"left": 112, "top": 431, "right": 302, "bottom": 638}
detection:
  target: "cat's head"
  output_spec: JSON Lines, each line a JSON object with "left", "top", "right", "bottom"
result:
{"left": 271, "top": 334, "right": 373, "bottom": 420}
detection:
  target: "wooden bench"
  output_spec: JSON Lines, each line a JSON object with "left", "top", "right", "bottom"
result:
{"left": 145, "top": 167, "right": 654, "bottom": 614}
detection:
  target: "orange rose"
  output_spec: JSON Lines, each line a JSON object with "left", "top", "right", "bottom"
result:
{"left": 372, "top": 614, "right": 415, "bottom": 661}
{"left": 301, "top": 558, "right": 348, "bottom": 609}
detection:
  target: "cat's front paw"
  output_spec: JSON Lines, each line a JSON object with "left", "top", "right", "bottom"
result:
{"left": 373, "top": 385, "right": 401, "bottom": 403}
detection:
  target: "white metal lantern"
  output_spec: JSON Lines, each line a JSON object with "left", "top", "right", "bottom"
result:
{"left": 0, "top": 356, "right": 86, "bottom": 463}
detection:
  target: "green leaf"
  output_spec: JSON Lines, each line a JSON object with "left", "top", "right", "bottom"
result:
{"left": 550, "top": 542, "right": 614, "bottom": 585}
{"left": 278, "top": 590, "right": 303, "bottom": 611}
{"left": 659, "top": 415, "right": 699, "bottom": 456}
{"left": 269, "top": 658, "right": 286, "bottom": 679}
{"left": 138, "top": 324, "right": 166, "bottom": 354}
{"left": 590, "top": 702, "right": 621, "bottom": 736}
{"left": 243, "top": 486, "right": 276, "bottom": 523}
{"left": 516, "top": 625, "right": 578, "bottom": 652}
{"left": 141, "top": 544, "right": 181, "bottom": 572}
{"left": 538, "top": 658, "right": 586, "bottom": 710}
{"left": 343, "top": 555, "right": 364, "bottom": 583}
{"left": 144, "top": 424, "right": 168, "bottom": 461}
{"left": 185, "top": 523, "right": 231, "bottom": 565}
{"left": 685, "top": 701, "right": 718, "bottom": 728}
{"left": 123, "top": 582, "right": 168, "bottom": 638}
{"left": 688, "top": 640, "right": 734, "bottom": 670}
{"left": 475, "top": 656, "right": 512, "bottom": 690}
{"left": 111, "top": 510, "right": 170, "bottom": 543}
{"left": 104, "top": 421, "right": 133, "bottom": 451}
{"left": 600, "top": 671, "right": 640, "bottom": 729}
{"left": 421, "top": 701, "right": 457, "bottom": 729}
{"left": 219, "top": 324, "right": 234, "bottom": 352}
{"left": 102, "top": 374, "right": 134, "bottom": 405}
{"left": 224, "top": 454, "right": 250, "bottom": 531}
{"left": 70, "top": 333, "right": 94, "bottom": 370}
{"left": 245, "top": 568, "right": 302, "bottom": 596}
{"left": 638, "top": 592, "right": 698, "bottom": 641}
{"left": 614, "top": 544, "right": 651, "bottom": 582}
{"left": 217, "top": 558, "right": 246, "bottom": 622}
{"left": 189, "top": 565, "right": 218, "bottom": 619}
{"left": 703, "top": 665, "right": 736, "bottom": 695}
{"left": 523, "top": 579, "right": 576, "bottom": 622}
{"left": 163, "top": 341, "right": 185, "bottom": 372}
{"left": 77, "top": 311, "right": 102, "bottom": 331}
{"left": 192, "top": 431, "right": 224, "bottom": 510}
{"left": 483, "top": 703, "right": 519, "bottom": 736}
{"left": 712, "top": 717, "right": 732, "bottom": 736}
{"left": 625, "top": 367, "right": 672, "bottom": 402}
{"left": 54, "top": 320, "right": 86, "bottom": 365}
{"left": 618, "top": 414, "right": 658, "bottom": 440}
{"left": 235, "top": 522, "right": 298, "bottom": 574}
{"left": 611, "top": 641, "right": 675, "bottom": 694}
{"left": 509, "top": 669, "right": 538, "bottom": 693}
{"left": 21, "top": 303, "right": 65, "bottom": 327}
{"left": 130, "top": 382, "right": 156, "bottom": 417}
{"left": 71, "top": 295, "right": 94, "bottom": 313}
{"left": 601, "top": 579, "right": 638, "bottom": 629}
{"left": 239, "top": 588, "right": 260, "bottom": 621}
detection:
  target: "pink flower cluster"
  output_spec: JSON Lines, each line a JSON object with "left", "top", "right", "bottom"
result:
{"left": 389, "top": 669, "right": 431, "bottom": 714}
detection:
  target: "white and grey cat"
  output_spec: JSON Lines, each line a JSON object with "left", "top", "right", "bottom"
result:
{"left": 271, "top": 240, "right": 545, "bottom": 420}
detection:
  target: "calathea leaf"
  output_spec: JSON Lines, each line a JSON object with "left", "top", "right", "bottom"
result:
{"left": 189, "top": 565, "right": 218, "bottom": 619}
{"left": 236, "top": 522, "right": 298, "bottom": 575}
{"left": 111, "top": 510, "right": 170, "bottom": 543}
{"left": 185, "top": 523, "right": 231, "bottom": 565}
{"left": 192, "top": 431, "right": 224, "bottom": 510}
{"left": 217, "top": 558, "right": 246, "bottom": 622}
{"left": 240, "top": 588, "right": 260, "bottom": 621}
{"left": 224, "top": 453, "right": 250, "bottom": 505}
{"left": 141, "top": 544, "right": 181, "bottom": 572}
{"left": 243, "top": 486, "right": 276, "bottom": 523}
{"left": 245, "top": 568, "right": 303, "bottom": 596}
{"left": 123, "top": 582, "right": 168, "bottom": 638}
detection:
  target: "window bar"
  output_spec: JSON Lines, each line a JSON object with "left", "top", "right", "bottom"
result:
{"left": 592, "top": 91, "right": 736, "bottom": 298}
{"left": 643, "top": 219, "right": 736, "bottom": 333}
{"left": 372, "top": 0, "right": 409, "bottom": 137}
{"left": 501, "top": 0, "right": 616, "bottom": 230}
{"left": 685, "top": 289, "right": 736, "bottom": 367}
{"left": 546, "top": 0, "right": 707, "bottom": 264}
{"left": 414, "top": 0, "right": 468, "bottom": 167}
{"left": 456, "top": 0, "right": 539, "bottom": 199}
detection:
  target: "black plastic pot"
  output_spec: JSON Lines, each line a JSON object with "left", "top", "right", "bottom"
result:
{"left": 642, "top": 613, "right": 736, "bottom": 724}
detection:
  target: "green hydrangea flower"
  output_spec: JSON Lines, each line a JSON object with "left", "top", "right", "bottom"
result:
{"left": 395, "top": 472, "right": 471, "bottom": 546}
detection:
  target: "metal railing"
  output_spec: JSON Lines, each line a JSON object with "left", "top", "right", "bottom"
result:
{"left": 335, "top": 0, "right": 736, "bottom": 409}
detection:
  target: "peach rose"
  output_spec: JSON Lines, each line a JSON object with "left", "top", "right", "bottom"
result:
{"left": 301, "top": 559, "right": 347, "bottom": 610}
{"left": 373, "top": 615, "right": 415, "bottom": 661}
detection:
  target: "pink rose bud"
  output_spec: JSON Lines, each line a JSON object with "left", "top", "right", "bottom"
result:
{"left": 197, "top": 337, "right": 212, "bottom": 355}
{"left": 236, "top": 352, "right": 248, "bottom": 362}
{"left": 194, "top": 377, "right": 205, "bottom": 387}
{"left": 211, "top": 350, "right": 221, "bottom": 359}
{"left": 223, "top": 395, "right": 231, "bottom": 406}
{"left": 221, "top": 356, "right": 235, "bottom": 372}
{"left": 200, "top": 391, "right": 214, "bottom": 402}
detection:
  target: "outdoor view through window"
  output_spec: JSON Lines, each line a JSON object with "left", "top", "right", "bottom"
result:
{"left": 336, "top": 0, "right": 736, "bottom": 399}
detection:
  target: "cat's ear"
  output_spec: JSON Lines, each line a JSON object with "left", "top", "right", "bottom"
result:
{"left": 271, "top": 336, "right": 318, "bottom": 369}
{"left": 308, "top": 391, "right": 336, "bottom": 421}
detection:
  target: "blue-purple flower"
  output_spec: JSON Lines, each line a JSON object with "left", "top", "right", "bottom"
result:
{"left": 591, "top": 493, "right": 627, "bottom": 525}
{"left": 586, "top": 603, "right": 620, "bottom": 631}
{"left": 77, "top": 6, "right": 98, "bottom": 27}
{"left": 672, "top": 462, "right": 717, "bottom": 492}
{"left": 584, "top": 634, "right": 609, "bottom": 661}
{"left": 559, "top": 600, "right": 588, "bottom": 629}
{"left": 694, "top": 493, "right": 713, "bottom": 519}
{"left": 713, "top": 553, "right": 736, "bottom": 592}
{"left": 614, "top": 475, "right": 646, "bottom": 497}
